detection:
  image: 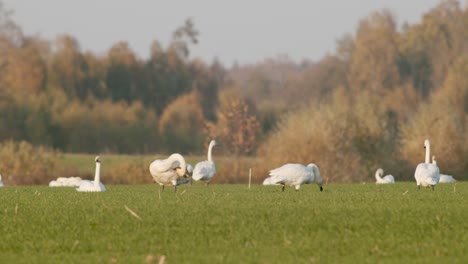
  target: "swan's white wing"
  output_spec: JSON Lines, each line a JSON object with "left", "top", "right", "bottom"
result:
{"left": 268, "top": 164, "right": 308, "bottom": 184}
{"left": 382, "top": 175, "right": 395, "bottom": 183}
{"left": 439, "top": 174, "right": 456, "bottom": 183}
{"left": 415, "top": 163, "right": 440, "bottom": 186}
{"left": 76, "top": 180, "right": 106, "bottom": 192}
{"left": 192, "top": 161, "right": 215, "bottom": 181}
{"left": 149, "top": 158, "right": 180, "bottom": 175}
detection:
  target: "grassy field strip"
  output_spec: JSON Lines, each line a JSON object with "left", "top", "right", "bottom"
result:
{"left": 0, "top": 182, "right": 467, "bottom": 263}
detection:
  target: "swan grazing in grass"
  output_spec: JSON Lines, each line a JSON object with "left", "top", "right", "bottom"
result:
{"left": 432, "top": 156, "right": 456, "bottom": 183}
{"left": 49, "top": 176, "right": 82, "bottom": 187}
{"left": 414, "top": 139, "right": 440, "bottom": 190}
{"left": 267, "top": 163, "right": 323, "bottom": 192}
{"left": 192, "top": 140, "right": 217, "bottom": 185}
{"left": 149, "top": 153, "right": 189, "bottom": 192}
{"left": 76, "top": 156, "right": 106, "bottom": 192}
{"left": 0, "top": 173, "right": 4, "bottom": 187}
{"left": 375, "top": 168, "right": 395, "bottom": 184}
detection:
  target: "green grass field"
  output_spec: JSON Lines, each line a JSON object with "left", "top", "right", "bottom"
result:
{"left": 0, "top": 182, "right": 467, "bottom": 263}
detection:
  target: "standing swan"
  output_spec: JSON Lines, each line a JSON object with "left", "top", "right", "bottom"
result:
{"left": 149, "top": 153, "right": 189, "bottom": 192}
{"left": 76, "top": 156, "right": 106, "bottom": 192}
{"left": 414, "top": 139, "right": 440, "bottom": 190}
{"left": 375, "top": 168, "right": 395, "bottom": 184}
{"left": 432, "top": 156, "right": 456, "bottom": 183}
{"left": 267, "top": 163, "right": 323, "bottom": 192}
{"left": 192, "top": 140, "right": 217, "bottom": 185}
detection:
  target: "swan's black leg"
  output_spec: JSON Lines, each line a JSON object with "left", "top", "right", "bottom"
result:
{"left": 417, "top": 185, "right": 420, "bottom": 190}
{"left": 320, "top": 186, "right": 323, "bottom": 192}
{"left": 281, "top": 185, "right": 285, "bottom": 192}
{"left": 173, "top": 185, "right": 177, "bottom": 192}
{"left": 431, "top": 185, "right": 435, "bottom": 191}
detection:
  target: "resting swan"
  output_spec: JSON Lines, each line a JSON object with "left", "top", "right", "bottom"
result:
{"left": 414, "top": 139, "right": 440, "bottom": 190}
{"left": 49, "top": 176, "right": 82, "bottom": 187}
{"left": 192, "top": 140, "right": 217, "bottom": 185}
{"left": 375, "top": 168, "right": 395, "bottom": 184}
{"left": 76, "top": 156, "right": 106, "bottom": 192}
{"left": 267, "top": 163, "right": 323, "bottom": 192}
{"left": 432, "top": 156, "right": 456, "bottom": 183}
{"left": 149, "top": 153, "right": 189, "bottom": 192}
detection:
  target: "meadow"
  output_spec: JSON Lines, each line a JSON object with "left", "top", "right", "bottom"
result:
{"left": 0, "top": 182, "right": 467, "bottom": 263}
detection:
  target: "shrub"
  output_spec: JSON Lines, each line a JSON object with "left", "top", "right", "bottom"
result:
{"left": 0, "top": 140, "right": 60, "bottom": 185}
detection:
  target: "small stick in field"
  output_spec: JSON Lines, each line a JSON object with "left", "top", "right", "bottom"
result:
{"left": 248, "top": 168, "right": 252, "bottom": 190}
{"left": 15, "top": 203, "right": 18, "bottom": 215}
{"left": 71, "top": 240, "right": 80, "bottom": 252}
{"left": 124, "top": 205, "right": 142, "bottom": 221}
{"left": 402, "top": 190, "right": 409, "bottom": 196}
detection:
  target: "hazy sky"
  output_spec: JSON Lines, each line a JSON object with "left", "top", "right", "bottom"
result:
{"left": 4, "top": 0, "right": 442, "bottom": 66}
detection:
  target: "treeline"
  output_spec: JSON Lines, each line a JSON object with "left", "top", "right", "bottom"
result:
{"left": 0, "top": 0, "right": 466, "bottom": 182}
{"left": 0, "top": 5, "right": 222, "bottom": 153}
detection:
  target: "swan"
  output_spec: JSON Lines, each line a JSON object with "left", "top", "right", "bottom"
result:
{"left": 76, "top": 156, "right": 106, "bottom": 192}
{"left": 267, "top": 163, "right": 323, "bottom": 191}
{"left": 432, "top": 156, "right": 456, "bottom": 183}
{"left": 414, "top": 139, "right": 440, "bottom": 190}
{"left": 0, "top": 173, "right": 4, "bottom": 187}
{"left": 49, "top": 176, "right": 82, "bottom": 187}
{"left": 149, "top": 153, "right": 189, "bottom": 192}
{"left": 192, "top": 140, "right": 217, "bottom": 185}
{"left": 375, "top": 168, "right": 395, "bottom": 184}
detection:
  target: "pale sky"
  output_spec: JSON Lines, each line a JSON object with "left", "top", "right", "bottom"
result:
{"left": 4, "top": 0, "right": 443, "bottom": 66}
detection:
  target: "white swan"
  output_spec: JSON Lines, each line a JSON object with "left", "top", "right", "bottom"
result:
{"left": 0, "top": 173, "right": 4, "bottom": 187}
{"left": 267, "top": 163, "right": 323, "bottom": 191}
{"left": 192, "top": 140, "right": 217, "bottom": 185}
{"left": 149, "top": 153, "right": 189, "bottom": 192}
{"left": 414, "top": 139, "right": 440, "bottom": 190}
{"left": 49, "top": 176, "right": 82, "bottom": 187}
{"left": 76, "top": 156, "right": 106, "bottom": 192}
{"left": 432, "top": 156, "right": 456, "bottom": 183}
{"left": 375, "top": 168, "right": 395, "bottom": 184}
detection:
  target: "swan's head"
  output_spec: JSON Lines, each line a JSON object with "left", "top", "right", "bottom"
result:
{"left": 424, "top": 139, "right": 430, "bottom": 149}
{"left": 95, "top": 156, "right": 102, "bottom": 163}
{"left": 210, "top": 140, "right": 217, "bottom": 147}
{"left": 186, "top": 164, "right": 193, "bottom": 177}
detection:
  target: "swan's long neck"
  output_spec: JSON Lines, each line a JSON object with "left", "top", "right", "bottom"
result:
{"left": 207, "top": 141, "right": 215, "bottom": 162}
{"left": 94, "top": 162, "right": 101, "bottom": 187}
{"left": 375, "top": 169, "right": 383, "bottom": 181}
{"left": 170, "top": 153, "right": 186, "bottom": 176}
{"left": 425, "top": 141, "right": 431, "bottom": 164}
{"left": 311, "top": 165, "right": 323, "bottom": 185}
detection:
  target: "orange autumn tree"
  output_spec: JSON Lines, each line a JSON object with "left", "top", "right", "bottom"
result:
{"left": 206, "top": 90, "right": 260, "bottom": 156}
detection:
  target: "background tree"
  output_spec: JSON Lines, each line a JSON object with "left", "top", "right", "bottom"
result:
{"left": 206, "top": 89, "right": 260, "bottom": 156}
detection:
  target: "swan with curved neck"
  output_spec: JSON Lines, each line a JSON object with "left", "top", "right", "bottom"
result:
{"left": 375, "top": 168, "right": 395, "bottom": 184}
{"left": 192, "top": 140, "right": 218, "bottom": 184}
{"left": 414, "top": 139, "right": 440, "bottom": 190}
{"left": 432, "top": 156, "right": 456, "bottom": 183}
{"left": 149, "top": 153, "right": 189, "bottom": 192}
{"left": 267, "top": 163, "right": 324, "bottom": 192}
{"left": 76, "top": 156, "right": 106, "bottom": 192}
